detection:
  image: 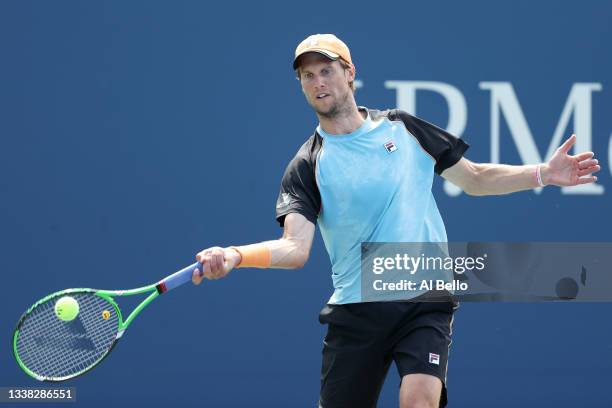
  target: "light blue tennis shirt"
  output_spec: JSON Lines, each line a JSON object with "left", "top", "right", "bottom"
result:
{"left": 275, "top": 107, "right": 468, "bottom": 305}
{"left": 316, "top": 110, "right": 455, "bottom": 304}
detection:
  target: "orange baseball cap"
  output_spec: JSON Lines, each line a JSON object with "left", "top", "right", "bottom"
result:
{"left": 293, "top": 34, "right": 352, "bottom": 69}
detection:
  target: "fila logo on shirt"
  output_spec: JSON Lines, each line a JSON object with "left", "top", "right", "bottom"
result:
{"left": 383, "top": 140, "right": 397, "bottom": 153}
{"left": 276, "top": 193, "right": 291, "bottom": 209}
{"left": 429, "top": 353, "right": 440, "bottom": 365}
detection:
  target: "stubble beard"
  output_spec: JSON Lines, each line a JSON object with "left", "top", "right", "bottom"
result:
{"left": 311, "top": 89, "right": 353, "bottom": 120}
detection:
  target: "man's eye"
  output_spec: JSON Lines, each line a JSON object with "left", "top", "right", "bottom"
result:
{"left": 321, "top": 69, "right": 330, "bottom": 75}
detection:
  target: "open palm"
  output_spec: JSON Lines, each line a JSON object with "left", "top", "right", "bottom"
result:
{"left": 544, "top": 134, "right": 600, "bottom": 186}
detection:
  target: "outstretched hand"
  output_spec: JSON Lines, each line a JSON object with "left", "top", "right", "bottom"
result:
{"left": 542, "top": 134, "right": 600, "bottom": 186}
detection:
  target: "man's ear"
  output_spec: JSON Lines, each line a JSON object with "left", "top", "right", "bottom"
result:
{"left": 346, "top": 64, "right": 356, "bottom": 82}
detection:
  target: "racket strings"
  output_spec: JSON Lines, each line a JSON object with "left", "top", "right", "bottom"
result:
{"left": 15, "top": 293, "right": 119, "bottom": 380}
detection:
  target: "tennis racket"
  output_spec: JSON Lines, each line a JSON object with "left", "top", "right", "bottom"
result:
{"left": 13, "top": 262, "right": 203, "bottom": 382}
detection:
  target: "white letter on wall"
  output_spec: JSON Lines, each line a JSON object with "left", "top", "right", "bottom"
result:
{"left": 479, "top": 82, "right": 603, "bottom": 195}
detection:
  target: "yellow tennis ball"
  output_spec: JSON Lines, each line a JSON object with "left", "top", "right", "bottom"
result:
{"left": 54, "top": 296, "right": 80, "bottom": 321}
{"left": 102, "top": 310, "right": 111, "bottom": 320}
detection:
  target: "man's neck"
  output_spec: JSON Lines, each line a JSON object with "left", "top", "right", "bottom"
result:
{"left": 318, "top": 106, "right": 366, "bottom": 135}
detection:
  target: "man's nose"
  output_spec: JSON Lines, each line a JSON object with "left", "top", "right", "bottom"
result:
{"left": 313, "top": 76, "right": 327, "bottom": 89}
{"left": 312, "top": 75, "right": 327, "bottom": 90}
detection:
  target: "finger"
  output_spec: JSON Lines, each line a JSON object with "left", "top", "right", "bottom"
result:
{"left": 211, "top": 251, "right": 223, "bottom": 275}
{"left": 578, "top": 159, "right": 598, "bottom": 170}
{"left": 577, "top": 176, "right": 597, "bottom": 185}
{"left": 196, "top": 249, "right": 210, "bottom": 264}
{"left": 559, "top": 134, "right": 576, "bottom": 154}
{"left": 200, "top": 255, "right": 214, "bottom": 280}
{"left": 578, "top": 165, "right": 601, "bottom": 177}
{"left": 204, "top": 267, "right": 215, "bottom": 280}
{"left": 192, "top": 268, "right": 203, "bottom": 285}
{"left": 572, "top": 151, "right": 594, "bottom": 162}
{"left": 216, "top": 249, "right": 228, "bottom": 275}
{"left": 208, "top": 252, "right": 217, "bottom": 273}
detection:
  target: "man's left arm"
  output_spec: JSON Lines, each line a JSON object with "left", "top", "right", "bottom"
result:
{"left": 441, "top": 134, "right": 601, "bottom": 196}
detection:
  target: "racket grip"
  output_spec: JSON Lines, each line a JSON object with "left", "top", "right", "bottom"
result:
{"left": 159, "top": 262, "right": 204, "bottom": 293}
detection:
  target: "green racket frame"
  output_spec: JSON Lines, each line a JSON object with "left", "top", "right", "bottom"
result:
{"left": 13, "top": 262, "right": 201, "bottom": 381}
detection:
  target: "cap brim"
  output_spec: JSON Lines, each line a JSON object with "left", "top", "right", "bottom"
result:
{"left": 293, "top": 49, "right": 340, "bottom": 69}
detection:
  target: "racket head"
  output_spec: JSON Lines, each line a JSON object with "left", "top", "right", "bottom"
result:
{"left": 13, "top": 289, "right": 122, "bottom": 381}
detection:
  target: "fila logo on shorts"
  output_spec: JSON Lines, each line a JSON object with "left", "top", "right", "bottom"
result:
{"left": 429, "top": 352, "right": 440, "bottom": 365}
{"left": 384, "top": 140, "right": 397, "bottom": 153}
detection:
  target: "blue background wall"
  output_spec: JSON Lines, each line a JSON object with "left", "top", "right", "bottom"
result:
{"left": 1, "top": 1, "right": 610, "bottom": 406}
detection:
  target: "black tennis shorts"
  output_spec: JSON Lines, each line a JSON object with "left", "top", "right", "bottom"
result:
{"left": 318, "top": 300, "right": 457, "bottom": 408}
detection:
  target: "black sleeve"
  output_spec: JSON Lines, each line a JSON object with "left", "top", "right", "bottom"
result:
{"left": 275, "top": 134, "right": 322, "bottom": 227}
{"left": 390, "top": 109, "right": 469, "bottom": 175}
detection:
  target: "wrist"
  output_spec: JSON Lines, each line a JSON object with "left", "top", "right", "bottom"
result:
{"left": 229, "top": 244, "right": 271, "bottom": 269}
{"left": 536, "top": 164, "right": 548, "bottom": 187}
{"left": 226, "top": 247, "right": 242, "bottom": 266}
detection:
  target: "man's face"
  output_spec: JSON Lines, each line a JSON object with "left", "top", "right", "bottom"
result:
{"left": 297, "top": 53, "right": 355, "bottom": 119}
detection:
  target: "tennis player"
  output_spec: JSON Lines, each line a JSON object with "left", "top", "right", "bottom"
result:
{"left": 192, "top": 34, "right": 600, "bottom": 408}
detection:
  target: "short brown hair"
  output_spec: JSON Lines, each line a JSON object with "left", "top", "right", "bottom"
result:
{"left": 338, "top": 59, "right": 356, "bottom": 93}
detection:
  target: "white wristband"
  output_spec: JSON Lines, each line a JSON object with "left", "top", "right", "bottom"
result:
{"left": 536, "top": 165, "right": 546, "bottom": 187}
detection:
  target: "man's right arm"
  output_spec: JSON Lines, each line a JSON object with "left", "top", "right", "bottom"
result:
{"left": 192, "top": 212, "right": 315, "bottom": 284}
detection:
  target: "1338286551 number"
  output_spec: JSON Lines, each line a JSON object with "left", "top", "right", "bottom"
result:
{"left": 4, "top": 388, "right": 75, "bottom": 401}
